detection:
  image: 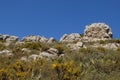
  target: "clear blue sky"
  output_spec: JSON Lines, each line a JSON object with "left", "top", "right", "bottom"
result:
{"left": 0, "top": 0, "right": 120, "bottom": 40}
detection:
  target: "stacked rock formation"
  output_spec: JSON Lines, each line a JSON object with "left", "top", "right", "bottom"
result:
{"left": 83, "top": 23, "right": 112, "bottom": 41}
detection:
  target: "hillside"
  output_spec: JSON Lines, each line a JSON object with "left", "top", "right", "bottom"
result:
{"left": 0, "top": 23, "right": 120, "bottom": 80}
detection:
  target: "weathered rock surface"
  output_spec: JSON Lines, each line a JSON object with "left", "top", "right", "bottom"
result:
{"left": 83, "top": 23, "right": 112, "bottom": 41}
{"left": 103, "top": 43, "right": 119, "bottom": 50}
{"left": 22, "top": 35, "right": 48, "bottom": 43}
{"left": 21, "top": 56, "right": 28, "bottom": 61}
{"left": 1, "top": 22, "right": 119, "bottom": 62}
{"left": 67, "top": 42, "right": 84, "bottom": 50}
{"left": 60, "top": 33, "right": 81, "bottom": 42}
{"left": 0, "top": 34, "right": 18, "bottom": 42}
{"left": 39, "top": 48, "right": 59, "bottom": 59}
{"left": 39, "top": 52, "right": 58, "bottom": 59}
{"left": 22, "top": 35, "right": 56, "bottom": 43}
{"left": 28, "top": 54, "right": 40, "bottom": 61}
{"left": 0, "top": 50, "right": 12, "bottom": 56}
{"left": 21, "top": 48, "right": 31, "bottom": 54}
{"left": 47, "top": 37, "right": 56, "bottom": 44}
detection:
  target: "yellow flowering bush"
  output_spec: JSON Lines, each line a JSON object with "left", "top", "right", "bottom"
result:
{"left": 0, "top": 68, "right": 11, "bottom": 80}
{"left": 52, "top": 60, "right": 80, "bottom": 80}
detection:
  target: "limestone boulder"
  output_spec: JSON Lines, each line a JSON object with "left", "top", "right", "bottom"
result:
{"left": 22, "top": 35, "right": 48, "bottom": 43}
{"left": 28, "top": 54, "right": 40, "bottom": 61}
{"left": 67, "top": 42, "right": 84, "bottom": 50}
{"left": 60, "top": 33, "right": 81, "bottom": 42}
{"left": 103, "top": 43, "right": 119, "bottom": 50}
{"left": 0, "top": 34, "right": 18, "bottom": 42}
{"left": 39, "top": 48, "right": 59, "bottom": 59}
{"left": 0, "top": 50, "right": 13, "bottom": 56}
{"left": 83, "top": 23, "right": 112, "bottom": 41}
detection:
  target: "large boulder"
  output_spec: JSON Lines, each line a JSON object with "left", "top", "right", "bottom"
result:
{"left": 22, "top": 35, "right": 48, "bottom": 43}
{"left": 60, "top": 33, "right": 81, "bottom": 42}
{"left": 39, "top": 48, "right": 59, "bottom": 59}
{"left": 83, "top": 23, "right": 112, "bottom": 41}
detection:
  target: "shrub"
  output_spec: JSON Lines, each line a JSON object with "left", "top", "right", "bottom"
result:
{"left": 40, "top": 43, "right": 50, "bottom": 51}
{"left": 22, "top": 42, "right": 41, "bottom": 50}
{"left": 0, "top": 68, "right": 10, "bottom": 80}
{"left": 52, "top": 60, "right": 81, "bottom": 80}
{"left": 53, "top": 43, "right": 66, "bottom": 55}
{"left": 0, "top": 43, "right": 6, "bottom": 51}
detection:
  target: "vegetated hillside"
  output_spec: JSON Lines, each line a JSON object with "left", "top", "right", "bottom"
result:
{"left": 0, "top": 23, "right": 120, "bottom": 80}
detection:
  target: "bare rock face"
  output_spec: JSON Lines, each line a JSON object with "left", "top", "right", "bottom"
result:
{"left": 60, "top": 33, "right": 81, "bottom": 42}
{"left": 22, "top": 35, "right": 48, "bottom": 43}
{"left": 83, "top": 23, "right": 112, "bottom": 41}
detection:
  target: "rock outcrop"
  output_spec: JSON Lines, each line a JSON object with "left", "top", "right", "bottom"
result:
{"left": 60, "top": 33, "right": 81, "bottom": 42}
{"left": 0, "top": 34, "right": 18, "bottom": 42}
{"left": 22, "top": 35, "right": 56, "bottom": 43}
{"left": 21, "top": 48, "right": 59, "bottom": 61}
{"left": 67, "top": 42, "right": 84, "bottom": 50}
{"left": 83, "top": 23, "right": 112, "bottom": 41}
{"left": 22, "top": 35, "right": 48, "bottom": 43}
{"left": 39, "top": 48, "right": 59, "bottom": 59}
{"left": 103, "top": 43, "right": 119, "bottom": 50}
{"left": 1, "top": 22, "right": 119, "bottom": 61}
{"left": 47, "top": 37, "right": 56, "bottom": 44}
{"left": 0, "top": 50, "right": 12, "bottom": 56}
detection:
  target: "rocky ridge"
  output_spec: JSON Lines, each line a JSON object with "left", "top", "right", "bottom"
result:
{"left": 0, "top": 23, "right": 119, "bottom": 60}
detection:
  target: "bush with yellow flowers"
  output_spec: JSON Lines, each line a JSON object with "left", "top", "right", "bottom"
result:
{"left": 52, "top": 60, "right": 81, "bottom": 80}
{"left": 0, "top": 68, "right": 10, "bottom": 80}
{"left": 9, "top": 60, "right": 29, "bottom": 79}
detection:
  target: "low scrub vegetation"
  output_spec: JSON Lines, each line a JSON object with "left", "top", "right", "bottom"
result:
{"left": 0, "top": 41, "right": 120, "bottom": 80}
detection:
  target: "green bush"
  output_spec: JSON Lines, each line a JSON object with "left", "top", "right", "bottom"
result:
{"left": 22, "top": 42, "right": 41, "bottom": 50}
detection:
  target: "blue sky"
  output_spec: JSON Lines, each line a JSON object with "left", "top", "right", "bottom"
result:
{"left": 0, "top": 0, "right": 120, "bottom": 40}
